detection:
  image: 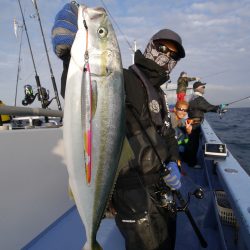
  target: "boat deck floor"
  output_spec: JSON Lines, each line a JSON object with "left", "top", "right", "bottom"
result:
{"left": 23, "top": 163, "right": 235, "bottom": 250}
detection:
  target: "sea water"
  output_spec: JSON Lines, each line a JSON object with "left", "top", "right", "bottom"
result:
{"left": 206, "top": 108, "right": 250, "bottom": 175}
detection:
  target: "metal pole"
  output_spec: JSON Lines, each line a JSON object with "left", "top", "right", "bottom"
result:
{"left": 131, "top": 40, "right": 136, "bottom": 64}
{"left": 17, "top": 0, "right": 46, "bottom": 109}
{"left": 14, "top": 25, "right": 24, "bottom": 106}
{"left": 32, "top": 0, "right": 62, "bottom": 111}
{"left": 0, "top": 105, "right": 63, "bottom": 117}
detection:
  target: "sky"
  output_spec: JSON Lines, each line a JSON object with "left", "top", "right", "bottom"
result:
{"left": 0, "top": 0, "right": 250, "bottom": 109}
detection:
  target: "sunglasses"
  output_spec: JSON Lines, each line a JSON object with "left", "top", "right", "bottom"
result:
{"left": 176, "top": 107, "right": 188, "bottom": 112}
{"left": 155, "top": 44, "right": 180, "bottom": 61}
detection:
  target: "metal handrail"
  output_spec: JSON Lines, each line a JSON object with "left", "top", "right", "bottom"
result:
{"left": 0, "top": 105, "right": 63, "bottom": 117}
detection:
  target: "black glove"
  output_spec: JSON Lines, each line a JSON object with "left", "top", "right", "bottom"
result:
{"left": 51, "top": 2, "right": 78, "bottom": 59}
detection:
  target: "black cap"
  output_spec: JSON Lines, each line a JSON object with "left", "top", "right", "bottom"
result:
{"left": 193, "top": 81, "right": 206, "bottom": 89}
{"left": 151, "top": 29, "right": 185, "bottom": 58}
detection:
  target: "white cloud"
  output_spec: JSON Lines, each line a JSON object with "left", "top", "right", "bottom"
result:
{"left": 191, "top": 1, "right": 241, "bottom": 15}
{"left": 238, "top": 48, "right": 246, "bottom": 52}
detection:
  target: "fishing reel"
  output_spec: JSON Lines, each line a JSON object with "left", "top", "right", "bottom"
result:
{"left": 218, "top": 107, "right": 228, "bottom": 119}
{"left": 22, "top": 84, "right": 55, "bottom": 108}
{"left": 157, "top": 163, "right": 207, "bottom": 247}
{"left": 158, "top": 167, "right": 177, "bottom": 213}
{"left": 158, "top": 168, "right": 204, "bottom": 213}
{"left": 159, "top": 189, "right": 176, "bottom": 213}
{"left": 159, "top": 185, "right": 204, "bottom": 213}
{"left": 175, "top": 187, "right": 204, "bottom": 212}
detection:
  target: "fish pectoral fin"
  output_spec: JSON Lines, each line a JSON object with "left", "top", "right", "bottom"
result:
{"left": 117, "top": 136, "right": 135, "bottom": 171}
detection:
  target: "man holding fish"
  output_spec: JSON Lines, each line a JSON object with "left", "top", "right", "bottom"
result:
{"left": 52, "top": 2, "right": 185, "bottom": 250}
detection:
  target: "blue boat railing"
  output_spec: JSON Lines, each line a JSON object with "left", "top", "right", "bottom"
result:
{"left": 201, "top": 120, "right": 250, "bottom": 249}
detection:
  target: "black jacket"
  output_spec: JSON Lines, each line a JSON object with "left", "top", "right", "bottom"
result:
{"left": 188, "top": 94, "right": 219, "bottom": 121}
{"left": 118, "top": 50, "right": 179, "bottom": 179}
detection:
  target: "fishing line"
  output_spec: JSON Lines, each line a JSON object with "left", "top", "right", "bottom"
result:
{"left": 32, "top": 0, "right": 62, "bottom": 110}
{"left": 201, "top": 70, "right": 230, "bottom": 79}
{"left": 15, "top": 1, "right": 56, "bottom": 113}
{"left": 202, "top": 68, "right": 250, "bottom": 79}
{"left": 225, "top": 95, "right": 250, "bottom": 106}
{"left": 17, "top": 0, "right": 47, "bottom": 109}
{"left": 22, "top": 48, "right": 52, "bottom": 82}
{"left": 14, "top": 24, "right": 24, "bottom": 106}
{"left": 99, "top": 0, "right": 134, "bottom": 51}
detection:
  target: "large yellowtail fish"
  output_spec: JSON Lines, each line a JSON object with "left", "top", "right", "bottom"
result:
{"left": 63, "top": 5, "right": 133, "bottom": 250}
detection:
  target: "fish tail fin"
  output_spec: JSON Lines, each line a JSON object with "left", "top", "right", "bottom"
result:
{"left": 82, "top": 241, "right": 102, "bottom": 250}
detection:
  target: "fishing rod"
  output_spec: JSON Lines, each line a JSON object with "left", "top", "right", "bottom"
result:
{"left": 201, "top": 70, "right": 230, "bottom": 79}
{"left": 217, "top": 95, "right": 250, "bottom": 119}
{"left": 17, "top": 0, "right": 46, "bottom": 109}
{"left": 202, "top": 68, "right": 249, "bottom": 80}
{"left": 165, "top": 87, "right": 193, "bottom": 91}
{"left": 14, "top": 19, "right": 24, "bottom": 107}
{"left": 128, "top": 104, "right": 208, "bottom": 248}
{"left": 175, "top": 190, "right": 208, "bottom": 248}
{"left": 225, "top": 95, "right": 250, "bottom": 106}
{"left": 31, "top": 0, "right": 62, "bottom": 111}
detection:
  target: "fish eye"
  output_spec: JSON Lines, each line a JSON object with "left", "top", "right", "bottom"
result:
{"left": 97, "top": 27, "right": 108, "bottom": 38}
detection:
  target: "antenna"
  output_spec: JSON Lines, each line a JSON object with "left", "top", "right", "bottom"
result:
{"left": 131, "top": 40, "right": 137, "bottom": 64}
{"left": 31, "top": 0, "right": 62, "bottom": 111}
{"left": 17, "top": 0, "right": 46, "bottom": 109}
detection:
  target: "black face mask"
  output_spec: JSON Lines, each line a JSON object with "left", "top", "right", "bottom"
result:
{"left": 143, "top": 40, "right": 177, "bottom": 74}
